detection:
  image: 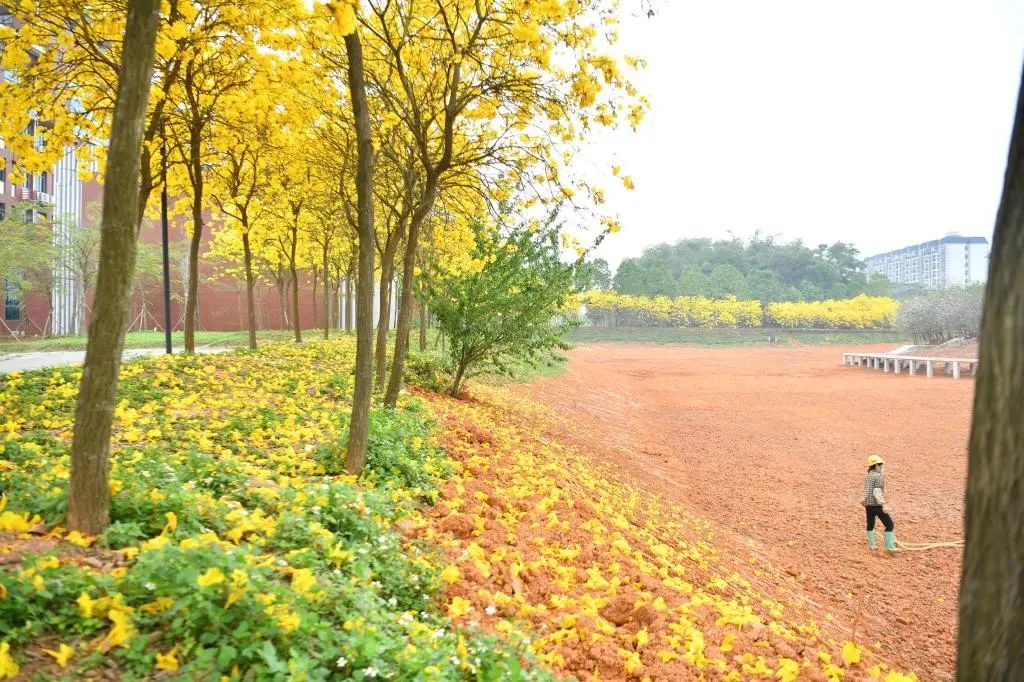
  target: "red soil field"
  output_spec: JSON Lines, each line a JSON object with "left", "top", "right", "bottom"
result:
{"left": 516, "top": 343, "right": 972, "bottom": 681}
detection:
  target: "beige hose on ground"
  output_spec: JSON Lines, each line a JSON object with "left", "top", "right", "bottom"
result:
{"left": 894, "top": 539, "right": 964, "bottom": 551}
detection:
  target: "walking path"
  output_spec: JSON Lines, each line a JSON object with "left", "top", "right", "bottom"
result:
{"left": 0, "top": 347, "right": 232, "bottom": 374}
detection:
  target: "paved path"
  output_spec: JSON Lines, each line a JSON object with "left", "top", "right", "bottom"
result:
{"left": 0, "top": 347, "right": 232, "bottom": 374}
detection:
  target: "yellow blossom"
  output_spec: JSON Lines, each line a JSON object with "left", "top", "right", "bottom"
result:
{"left": 197, "top": 567, "right": 226, "bottom": 588}
{"left": 447, "top": 596, "right": 473, "bottom": 619}
{"left": 440, "top": 564, "right": 461, "bottom": 584}
{"left": 0, "top": 643, "right": 18, "bottom": 679}
{"left": 43, "top": 643, "right": 74, "bottom": 668}
{"left": 155, "top": 647, "right": 180, "bottom": 671}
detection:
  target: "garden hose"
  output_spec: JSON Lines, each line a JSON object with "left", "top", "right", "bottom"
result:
{"left": 894, "top": 538, "right": 963, "bottom": 551}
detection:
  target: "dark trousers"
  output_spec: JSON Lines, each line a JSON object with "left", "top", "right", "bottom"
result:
{"left": 866, "top": 505, "right": 894, "bottom": 532}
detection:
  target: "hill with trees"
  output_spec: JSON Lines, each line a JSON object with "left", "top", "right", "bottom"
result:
{"left": 610, "top": 234, "right": 893, "bottom": 302}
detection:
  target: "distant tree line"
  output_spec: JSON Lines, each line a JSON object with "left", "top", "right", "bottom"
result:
{"left": 606, "top": 234, "right": 894, "bottom": 302}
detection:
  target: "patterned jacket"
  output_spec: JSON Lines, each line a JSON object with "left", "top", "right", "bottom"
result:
{"left": 862, "top": 470, "right": 885, "bottom": 507}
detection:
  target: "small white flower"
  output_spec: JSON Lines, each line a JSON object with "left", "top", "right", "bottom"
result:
{"left": 363, "top": 666, "right": 379, "bottom": 678}
{"left": 144, "top": 582, "right": 156, "bottom": 591}
{"left": 311, "top": 506, "right": 321, "bottom": 515}
{"left": 433, "top": 628, "right": 446, "bottom": 639}
{"left": 484, "top": 605, "right": 497, "bottom": 616}
{"left": 387, "top": 597, "right": 398, "bottom": 607}
{"left": 450, "top": 656, "right": 460, "bottom": 666}
{"left": 336, "top": 656, "right": 348, "bottom": 669}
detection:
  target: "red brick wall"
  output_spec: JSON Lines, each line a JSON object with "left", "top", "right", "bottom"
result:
{"left": 6, "top": 202, "right": 324, "bottom": 338}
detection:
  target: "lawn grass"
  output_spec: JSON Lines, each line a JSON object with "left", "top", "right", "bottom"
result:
{"left": 0, "top": 329, "right": 336, "bottom": 356}
{"left": 566, "top": 326, "right": 907, "bottom": 346}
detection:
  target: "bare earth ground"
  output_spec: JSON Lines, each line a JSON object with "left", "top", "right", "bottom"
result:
{"left": 515, "top": 343, "right": 972, "bottom": 681}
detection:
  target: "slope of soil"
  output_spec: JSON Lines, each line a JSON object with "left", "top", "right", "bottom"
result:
{"left": 420, "top": 386, "right": 916, "bottom": 681}
{"left": 514, "top": 344, "right": 971, "bottom": 681}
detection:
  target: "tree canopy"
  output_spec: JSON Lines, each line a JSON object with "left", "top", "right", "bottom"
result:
{"left": 612, "top": 234, "right": 888, "bottom": 301}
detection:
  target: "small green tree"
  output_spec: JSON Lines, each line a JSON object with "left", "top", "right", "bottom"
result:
{"left": 419, "top": 220, "right": 579, "bottom": 397}
{"left": 1, "top": 202, "right": 58, "bottom": 318}
{"left": 799, "top": 279, "right": 825, "bottom": 301}
{"left": 745, "top": 268, "right": 785, "bottom": 303}
{"left": 863, "top": 272, "right": 894, "bottom": 297}
{"left": 707, "top": 263, "right": 749, "bottom": 299}
{"left": 677, "top": 264, "right": 710, "bottom": 296}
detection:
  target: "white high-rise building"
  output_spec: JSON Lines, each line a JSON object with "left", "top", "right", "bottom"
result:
{"left": 864, "top": 234, "right": 989, "bottom": 289}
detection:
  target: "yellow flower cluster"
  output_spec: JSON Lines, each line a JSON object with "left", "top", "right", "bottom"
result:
{"left": 584, "top": 291, "right": 764, "bottom": 328}
{"left": 583, "top": 291, "right": 900, "bottom": 330}
{"left": 424, "top": 385, "right": 917, "bottom": 681}
{"left": 765, "top": 295, "right": 900, "bottom": 330}
{"left": 0, "top": 341, "right": 486, "bottom": 679}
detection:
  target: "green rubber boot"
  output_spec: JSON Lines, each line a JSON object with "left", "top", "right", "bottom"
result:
{"left": 883, "top": 531, "right": 896, "bottom": 552}
{"left": 866, "top": 531, "right": 876, "bottom": 550}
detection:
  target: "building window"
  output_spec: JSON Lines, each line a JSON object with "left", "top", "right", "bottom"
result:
{"left": 36, "top": 171, "right": 46, "bottom": 193}
{"left": 0, "top": 203, "right": 5, "bottom": 220}
{"left": 4, "top": 280, "right": 21, "bottom": 321}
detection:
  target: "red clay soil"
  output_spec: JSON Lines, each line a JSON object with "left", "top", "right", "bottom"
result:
{"left": 515, "top": 343, "right": 972, "bottom": 682}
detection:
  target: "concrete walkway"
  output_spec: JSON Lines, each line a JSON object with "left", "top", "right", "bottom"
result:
{"left": 0, "top": 347, "right": 232, "bottom": 374}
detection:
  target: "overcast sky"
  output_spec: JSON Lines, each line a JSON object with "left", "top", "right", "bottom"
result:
{"left": 585, "top": 0, "right": 1024, "bottom": 271}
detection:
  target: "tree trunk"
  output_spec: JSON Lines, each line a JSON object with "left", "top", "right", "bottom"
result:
{"left": 957, "top": 66, "right": 1024, "bottom": 680}
{"left": 344, "top": 30, "right": 376, "bottom": 475}
{"left": 290, "top": 221, "right": 301, "bottom": 343}
{"left": 311, "top": 268, "right": 319, "bottom": 329}
{"left": 277, "top": 281, "right": 287, "bottom": 330}
{"left": 374, "top": 255, "right": 395, "bottom": 388}
{"left": 242, "top": 230, "right": 257, "bottom": 350}
{"left": 345, "top": 275, "right": 353, "bottom": 332}
{"left": 384, "top": 182, "right": 437, "bottom": 407}
{"left": 448, "top": 359, "right": 467, "bottom": 398}
{"left": 419, "top": 300, "right": 427, "bottom": 351}
{"left": 183, "top": 126, "right": 204, "bottom": 354}
{"left": 323, "top": 244, "right": 331, "bottom": 340}
{"left": 67, "top": 0, "right": 159, "bottom": 535}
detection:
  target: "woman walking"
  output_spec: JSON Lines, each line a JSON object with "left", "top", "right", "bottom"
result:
{"left": 863, "top": 454, "right": 896, "bottom": 552}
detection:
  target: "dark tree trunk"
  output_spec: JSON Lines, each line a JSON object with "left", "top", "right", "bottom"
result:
{"left": 311, "top": 269, "right": 319, "bottom": 328}
{"left": 68, "top": 0, "right": 159, "bottom": 535}
{"left": 289, "top": 220, "right": 301, "bottom": 343}
{"left": 374, "top": 256, "right": 395, "bottom": 388}
{"left": 183, "top": 123, "right": 204, "bottom": 354}
{"left": 419, "top": 300, "right": 427, "bottom": 351}
{"left": 957, "top": 66, "right": 1024, "bottom": 680}
{"left": 242, "top": 230, "right": 257, "bottom": 350}
{"left": 345, "top": 275, "right": 354, "bottom": 332}
{"left": 323, "top": 245, "right": 331, "bottom": 340}
{"left": 344, "top": 30, "right": 376, "bottom": 475}
{"left": 384, "top": 182, "right": 437, "bottom": 407}
{"left": 277, "top": 280, "right": 288, "bottom": 330}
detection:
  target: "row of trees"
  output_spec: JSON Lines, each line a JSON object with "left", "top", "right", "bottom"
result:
{"left": 609, "top": 235, "right": 894, "bottom": 301}
{"left": 1, "top": 0, "right": 641, "bottom": 531}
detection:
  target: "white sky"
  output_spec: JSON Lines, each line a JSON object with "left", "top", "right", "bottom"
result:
{"left": 586, "top": 0, "right": 1024, "bottom": 271}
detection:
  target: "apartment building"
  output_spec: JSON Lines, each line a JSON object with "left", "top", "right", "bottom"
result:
{"left": 864, "top": 234, "right": 989, "bottom": 289}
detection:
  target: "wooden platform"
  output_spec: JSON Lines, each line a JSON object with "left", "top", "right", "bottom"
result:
{"left": 842, "top": 352, "right": 978, "bottom": 379}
